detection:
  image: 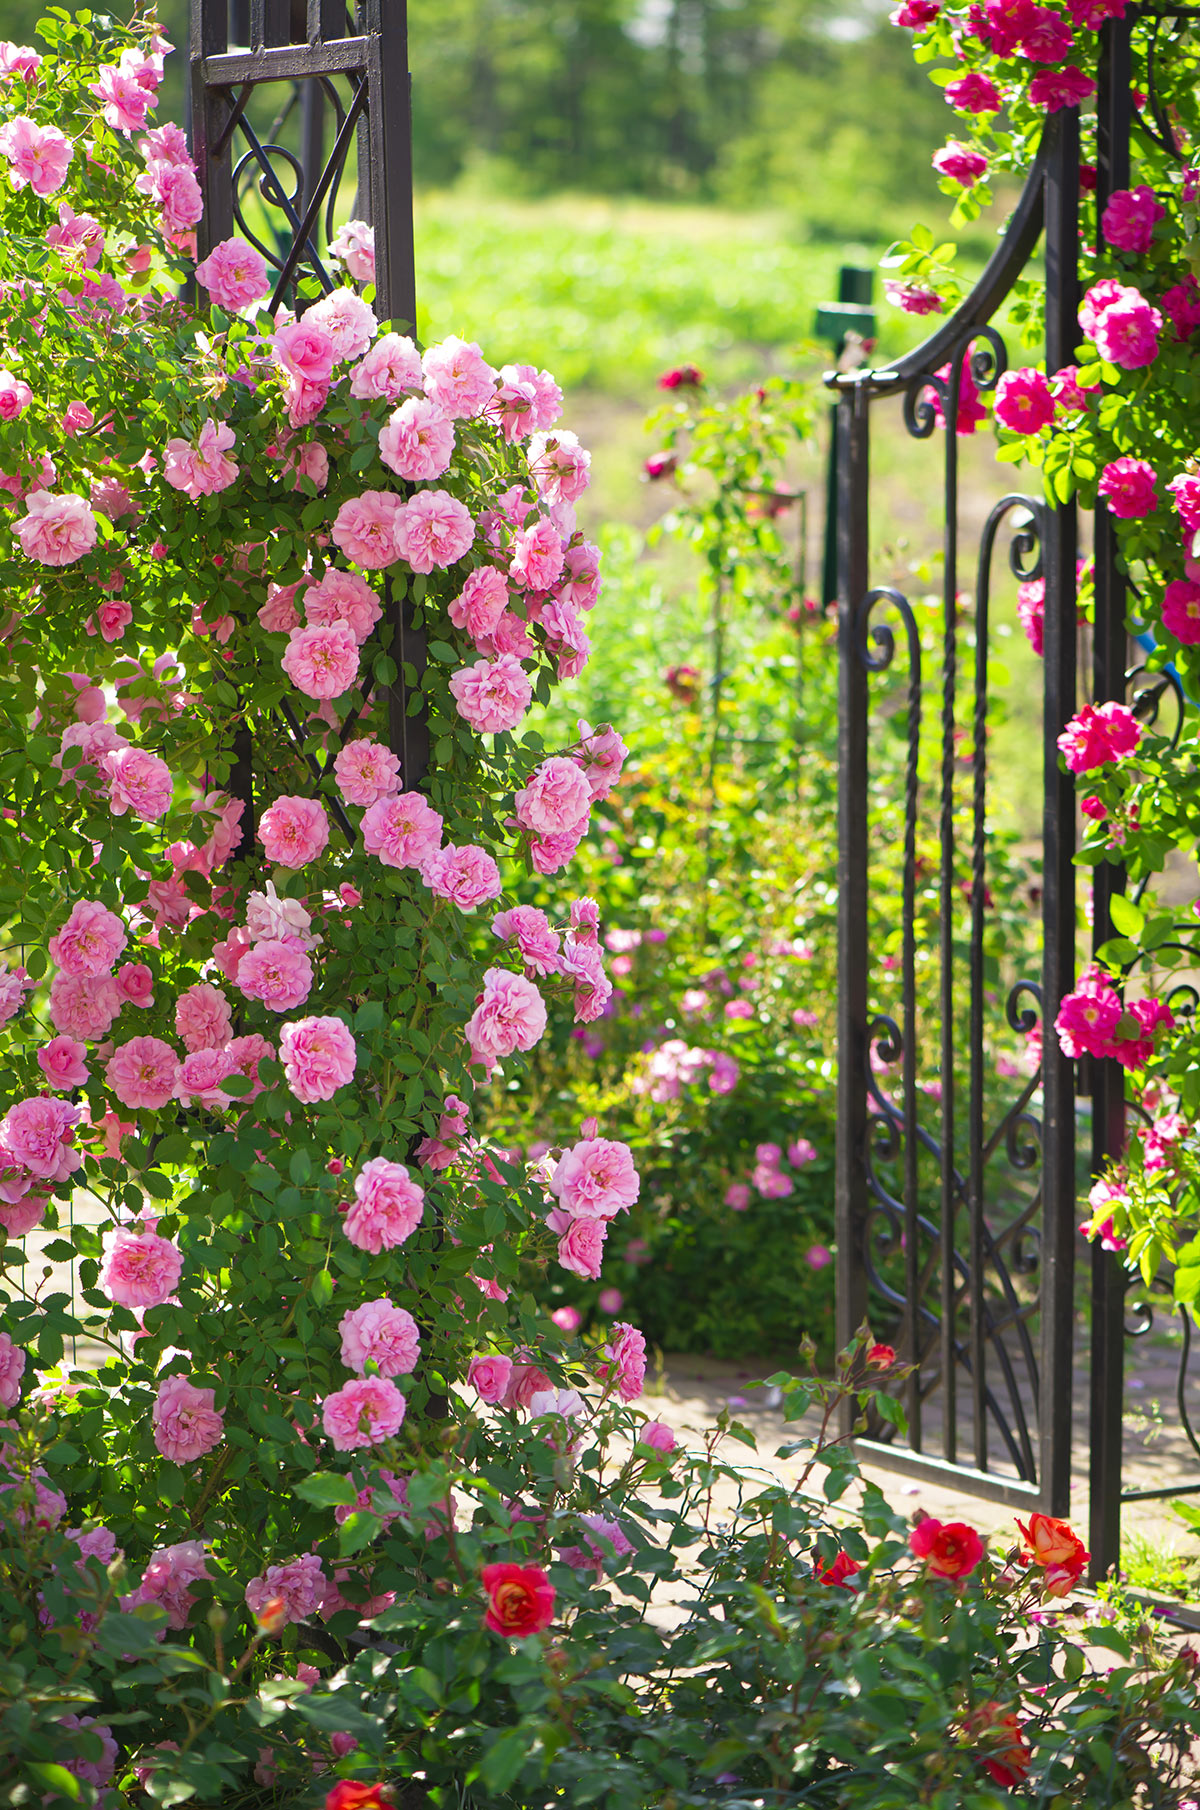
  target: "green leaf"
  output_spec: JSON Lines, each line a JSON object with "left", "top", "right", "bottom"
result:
{"left": 295, "top": 1471, "right": 358, "bottom": 1508}
{"left": 289, "top": 1149, "right": 312, "bottom": 1186}
{"left": 337, "top": 1509, "right": 383, "bottom": 1556}
{"left": 311, "top": 1269, "right": 334, "bottom": 1307}
{"left": 1109, "top": 894, "right": 1144, "bottom": 938}
{"left": 479, "top": 1727, "right": 532, "bottom": 1794}
{"left": 27, "top": 1765, "right": 81, "bottom": 1801}
{"left": 427, "top": 639, "right": 458, "bottom": 663}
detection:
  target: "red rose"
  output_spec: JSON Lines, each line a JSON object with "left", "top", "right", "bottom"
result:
{"left": 963, "top": 1701, "right": 1031, "bottom": 1787}
{"left": 1016, "top": 1513, "right": 1089, "bottom": 1596}
{"left": 866, "top": 1343, "right": 896, "bottom": 1369}
{"left": 657, "top": 364, "right": 704, "bottom": 390}
{"left": 815, "top": 1549, "right": 862, "bottom": 1589}
{"left": 481, "top": 1562, "right": 556, "bottom": 1638}
{"left": 324, "top": 1784, "right": 392, "bottom": 1810}
{"left": 909, "top": 1515, "right": 984, "bottom": 1580}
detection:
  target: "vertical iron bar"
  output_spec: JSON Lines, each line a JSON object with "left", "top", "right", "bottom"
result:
{"left": 300, "top": 77, "right": 325, "bottom": 217}
{"left": 836, "top": 379, "right": 871, "bottom": 1435}
{"left": 902, "top": 582, "right": 922, "bottom": 1453}
{"left": 1089, "top": 14, "right": 1134, "bottom": 1584}
{"left": 970, "top": 516, "right": 990, "bottom": 1470}
{"left": 362, "top": 0, "right": 417, "bottom": 333}
{"left": 1039, "top": 107, "right": 1080, "bottom": 1517}
{"left": 941, "top": 355, "right": 961, "bottom": 1467}
{"left": 189, "top": 0, "right": 235, "bottom": 256}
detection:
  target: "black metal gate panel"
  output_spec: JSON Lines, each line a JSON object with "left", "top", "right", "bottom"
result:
{"left": 833, "top": 107, "right": 1085, "bottom": 1517}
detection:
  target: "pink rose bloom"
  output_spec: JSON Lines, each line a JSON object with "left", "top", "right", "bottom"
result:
{"left": 449, "top": 566, "right": 509, "bottom": 641}
{"left": 1018, "top": 5, "right": 1074, "bottom": 57}
{"left": 725, "top": 1182, "right": 752, "bottom": 1210}
{"left": 492, "top": 904, "right": 561, "bottom": 975}
{"left": 237, "top": 939, "right": 313, "bottom": 1012}
{"left": 153, "top": 1375, "right": 224, "bottom": 1463}
{"left": 422, "top": 335, "right": 496, "bottom": 419}
{"left": 600, "top": 1322, "right": 646, "bottom": 1402}
{"left": 49, "top": 973, "right": 120, "bottom": 1041}
{"left": 571, "top": 897, "right": 600, "bottom": 939}
{"left": 1051, "top": 364, "right": 1099, "bottom": 412}
{"left": 944, "top": 71, "right": 1001, "bottom": 112}
{"left": 322, "top": 1375, "right": 407, "bottom": 1450}
{"left": 510, "top": 518, "right": 564, "bottom": 592}
{"left": 286, "top": 441, "right": 329, "bottom": 491}
{"left": 379, "top": 396, "right": 456, "bottom": 481}
{"left": 1028, "top": 64, "right": 1096, "bottom": 110}
{"left": 1168, "top": 472, "right": 1200, "bottom": 534}
{"left": 528, "top": 819, "right": 588, "bottom": 876}
{"left": 330, "top": 216, "right": 375, "bottom": 281}
{"left": 1055, "top": 970, "right": 1123, "bottom": 1059}
{"left": 993, "top": 368, "right": 1055, "bottom": 434}
{"left": 0, "top": 963, "right": 31, "bottom": 1026}
{"left": 708, "top": 1050, "right": 740, "bottom": 1094}
{"left": 15, "top": 490, "right": 97, "bottom": 565}
{"left": 245, "top": 1552, "right": 326, "bottom": 1625}
{"left": 99, "top": 746, "right": 174, "bottom": 822}
{"left": 94, "top": 597, "right": 133, "bottom": 643}
{"left": 129, "top": 1541, "right": 209, "bottom": 1630}
{"left": 927, "top": 357, "right": 986, "bottom": 436}
{"left": 338, "top": 1298, "right": 420, "bottom": 1376}
{"left": 175, "top": 1046, "right": 237, "bottom": 1109}
{"left": 423, "top": 843, "right": 502, "bottom": 909}
{"left": 514, "top": 756, "right": 592, "bottom": 837}
{"left": 344, "top": 1156, "right": 425, "bottom": 1251}
{"left": 449, "top": 653, "right": 533, "bottom": 734}
{"left": 174, "top": 982, "right": 232, "bottom": 1052}
{"left": 63, "top": 399, "right": 95, "bottom": 435}
{"left": 361, "top": 790, "right": 443, "bottom": 868}
{"left": 49, "top": 899, "right": 126, "bottom": 978}
{"left": 273, "top": 318, "right": 336, "bottom": 382}
{"left": 806, "top": 1243, "right": 833, "bottom": 1270}
{"left": 305, "top": 287, "right": 378, "bottom": 361}
{"left": 1057, "top": 701, "right": 1142, "bottom": 772}
{"left": 576, "top": 721, "right": 628, "bottom": 801}
{"left": 0, "top": 368, "right": 31, "bottom": 420}
{"left": 163, "top": 418, "right": 239, "bottom": 499}
{"left": 467, "top": 1353, "right": 513, "bottom": 1402}
{"left": 789, "top": 1138, "right": 818, "bottom": 1166}
{"left": 527, "top": 430, "right": 591, "bottom": 506}
{"left": 0, "top": 43, "right": 42, "bottom": 80}
{"left": 1098, "top": 456, "right": 1157, "bottom": 518}
{"left": 395, "top": 488, "right": 474, "bottom": 573}
{"left": 0, "top": 1192, "right": 47, "bottom": 1236}
{"left": 281, "top": 621, "right": 360, "bottom": 699}
{"left": 932, "top": 140, "right": 987, "bottom": 187}
{"left": 279, "top": 1015, "right": 356, "bottom": 1103}
{"left": 195, "top": 236, "right": 271, "bottom": 310}
{"left": 89, "top": 62, "right": 151, "bottom": 132}
{"left": 1018, "top": 577, "right": 1045, "bottom": 655}
{"left": 334, "top": 736, "right": 401, "bottom": 808}
{"left": 226, "top": 1032, "right": 275, "bottom": 1099}
{"left": 99, "top": 1224, "right": 182, "bottom": 1308}
{"left": 0, "top": 1093, "right": 79, "bottom": 1180}
{"left": 547, "top": 1208, "right": 607, "bottom": 1279}
{"left": 884, "top": 281, "right": 943, "bottom": 315}
{"left": 561, "top": 540, "right": 602, "bottom": 613}
{"left": 304, "top": 569, "right": 381, "bottom": 643}
{"left": 259, "top": 795, "right": 329, "bottom": 867}
{"left": 891, "top": 0, "right": 941, "bottom": 21}
{"left": 502, "top": 1363, "right": 554, "bottom": 1410}
{"left": 282, "top": 371, "right": 330, "bottom": 427}
{"left": 1079, "top": 278, "right": 1127, "bottom": 338}
{"left": 640, "top": 1420, "right": 676, "bottom": 1455}
{"left": 349, "top": 330, "right": 421, "bottom": 400}
{"left": 1102, "top": 184, "right": 1166, "bottom": 254}
{"left": 1110, "top": 995, "right": 1174, "bottom": 1069}
{"left": 557, "top": 933, "right": 612, "bottom": 1023}
{"left": 1162, "top": 276, "right": 1200, "bottom": 342}
{"left": 0, "top": 1331, "right": 25, "bottom": 1408}
{"left": 259, "top": 582, "right": 300, "bottom": 633}
{"left": 105, "top": 1035, "right": 180, "bottom": 1109}
{"left": 464, "top": 968, "right": 548, "bottom": 1064}
{"left": 0, "top": 115, "right": 71, "bottom": 194}
{"left": 551, "top": 1305, "right": 582, "bottom": 1334}
{"left": 1163, "top": 579, "right": 1200, "bottom": 644}
{"left": 550, "top": 1137, "right": 640, "bottom": 1219}
{"left": 1091, "top": 293, "right": 1162, "bottom": 369}
{"left": 331, "top": 489, "right": 406, "bottom": 568}
{"left": 36, "top": 1035, "right": 88, "bottom": 1091}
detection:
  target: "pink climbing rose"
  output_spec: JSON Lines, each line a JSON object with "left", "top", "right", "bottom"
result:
{"left": 0, "top": 1332, "right": 25, "bottom": 1408}
{"left": 514, "top": 756, "right": 592, "bottom": 837}
{"left": 378, "top": 397, "right": 456, "bottom": 481}
{"left": 153, "top": 1375, "right": 224, "bottom": 1463}
{"left": 1162, "top": 579, "right": 1200, "bottom": 644}
{"left": 599, "top": 1322, "right": 647, "bottom": 1402}
{"left": 322, "top": 1376, "right": 407, "bottom": 1450}
{"left": 343, "top": 1157, "right": 425, "bottom": 1252}
{"left": 331, "top": 490, "right": 406, "bottom": 568}
{"left": 194, "top": 235, "right": 271, "bottom": 309}
{"left": 303, "top": 569, "right": 381, "bottom": 643}
{"left": 993, "top": 368, "right": 1055, "bottom": 434}
{"left": 1057, "top": 702, "right": 1142, "bottom": 773}
{"left": 105, "top": 1036, "right": 180, "bottom": 1110}
{"left": 279, "top": 1015, "right": 357, "bottom": 1103}
{"left": 15, "top": 490, "right": 97, "bottom": 565}
{"left": 448, "top": 654, "right": 533, "bottom": 734}
{"left": 464, "top": 968, "right": 548, "bottom": 1065}
{"left": 49, "top": 900, "right": 126, "bottom": 978}
{"left": 162, "top": 419, "right": 239, "bottom": 498}
{"left": 333, "top": 737, "right": 400, "bottom": 808}
{"left": 361, "top": 791, "right": 443, "bottom": 869}
{"left": 280, "top": 621, "right": 360, "bottom": 699}
{"left": 244, "top": 1553, "right": 326, "bottom": 1625}
{"left": 547, "top": 1209, "right": 607, "bottom": 1279}
{"left": 236, "top": 940, "right": 313, "bottom": 1013}
{"left": 422, "top": 335, "right": 496, "bottom": 419}
{"left": 98, "top": 1225, "right": 182, "bottom": 1309}
{"left": 337, "top": 1298, "right": 420, "bottom": 1377}
{"left": 1101, "top": 185, "right": 1166, "bottom": 254}
{"left": 0, "top": 115, "right": 72, "bottom": 194}
{"left": 394, "top": 488, "right": 474, "bottom": 573}
{"left": 550, "top": 1136, "right": 640, "bottom": 1220}
{"left": 258, "top": 795, "right": 329, "bottom": 867}
{"left": 36, "top": 1036, "right": 88, "bottom": 1091}
{"left": 932, "top": 140, "right": 988, "bottom": 187}
{"left": 1097, "top": 457, "right": 1158, "bottom": 519}
{"left": 100, "top": 747, "right": 174, "bottom": 821}
{"left": 175, "top": 983, "right": 233, "bottom": 1052}
{"left": 422, "top": 843, "right": 503, "bottom": 909}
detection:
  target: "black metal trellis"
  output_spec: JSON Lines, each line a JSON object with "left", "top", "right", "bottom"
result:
{"left": 188, "top": 0, "right": 427, "bottom": 862}
{"left": 833, "top": 13, "right": 1200, "bottom": 1578}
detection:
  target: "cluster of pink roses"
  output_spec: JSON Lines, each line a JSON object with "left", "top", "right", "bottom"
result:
{"left": 724, "top": 1138, "right": 819, "bottom": 1212}
{"left": 544, "top": 1134, "right": 641, "bottom": 1281}
{"left": 1055, "top": 966, "right": 1174, "bottom": 1069}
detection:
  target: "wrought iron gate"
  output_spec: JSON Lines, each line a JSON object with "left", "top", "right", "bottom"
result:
{"left": 833, "top": 15, "right": 1197, "bottom": 1581}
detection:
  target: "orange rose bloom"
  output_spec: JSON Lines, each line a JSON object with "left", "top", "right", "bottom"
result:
{"left": 324, "top": 1784, "right": 391, "bottom": 1810}
{"left": 815, "top": 1549, "right": 862, "bottom": 1588}
{"left": 963, "top": 1700, "right": 1032, "bottom": 1788}
{"left": 481, "top": 1561, "right": 556, "bottom": 1637}
{"left": 1016, "top": 1513, "right": 1089, "bottom": 1597}
{"left": 909, "top": 1516, "right": 984, "bottom": 1579}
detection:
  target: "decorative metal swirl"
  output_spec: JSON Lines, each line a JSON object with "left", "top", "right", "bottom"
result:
{"left": 1006, "top": 979, "right": 1043, "bottom": 1036}
{"left": 902, "top": 324, "right": 1009, "bottom": 442}
{"left": 855, "top": 587, "right": 919, "bottom": 675}
{"left": 1004, "top": 1111, "right": 1043, "bottom": 1174}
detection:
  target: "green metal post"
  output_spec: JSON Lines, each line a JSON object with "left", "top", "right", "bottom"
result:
{"left": 819, "top": 266, "right": 875, "bottom": 605}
